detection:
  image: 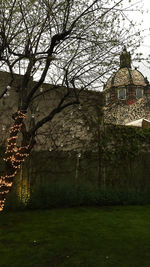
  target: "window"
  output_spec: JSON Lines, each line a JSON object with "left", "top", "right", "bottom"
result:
{"left": 105, "top": 93, "right": 110, "bottom": 105}
{"left": 136, "top": 88, "right": 143, "bottom": 99}
{"left": 118, "top": 88, "right": 126, "bottom": 100}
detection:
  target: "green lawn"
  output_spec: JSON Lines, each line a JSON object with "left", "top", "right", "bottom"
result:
{"left": 0, "top": 206, "right": 150, "bottom": 267}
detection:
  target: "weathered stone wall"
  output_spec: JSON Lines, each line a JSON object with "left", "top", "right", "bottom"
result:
{"left": 104, "top": 95, "right": 150, "bottom": 125}
{"left": 0, "top": 71, "right": 103, "bottom": 151}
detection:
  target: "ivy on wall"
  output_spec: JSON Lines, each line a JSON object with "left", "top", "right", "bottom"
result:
{"left": 101, "top": 125, "right": 150, "bottom": 165}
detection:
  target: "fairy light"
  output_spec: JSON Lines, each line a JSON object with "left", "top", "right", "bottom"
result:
{"left": 0, "top": 110, "right": 30, "bottom": 211}
{"left": 13, "top": 147, "right": 18, "bottom": 152}
{"left": 2, "top": 125, "right": 5, "bottom": 131}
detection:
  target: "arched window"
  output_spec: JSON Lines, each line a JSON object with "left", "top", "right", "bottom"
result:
{"left": 136, "top": 88, "right": 143, "bottom": 99}
{"left": 118, "top": 88, "right": 126, "bottom": 100}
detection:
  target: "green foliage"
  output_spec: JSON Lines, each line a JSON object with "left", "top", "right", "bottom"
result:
{"left": 4, "top": 125, "right": 150, "bottom": 211}
{"left": 4, "top": 177, "right": 26, "bottom": 211}
{"left": 26, "top": 181, "right": 98, "bottom": 209}
{"left": 102, "top": 125, "right": 150, "bottom": 164}
{"left": 5, "top": 179, "right": 150, "bottom": 211}
{"left": 4, "top": 190, "right": 26, "bottom": 211}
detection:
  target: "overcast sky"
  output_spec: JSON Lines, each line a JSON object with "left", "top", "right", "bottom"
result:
{"left": 129, "top": 0, "right": 150, "bottom": 79}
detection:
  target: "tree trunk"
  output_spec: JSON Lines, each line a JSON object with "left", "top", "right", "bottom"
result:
{"left": 0, "top": 111, "right": 34, "bottom": 211}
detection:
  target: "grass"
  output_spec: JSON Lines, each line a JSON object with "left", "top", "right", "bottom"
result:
{"left": 0, "top": 206, "right": 150, "bottom": 266}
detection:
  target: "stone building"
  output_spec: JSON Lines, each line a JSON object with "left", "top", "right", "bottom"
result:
{"left": 1, "top": 47, "right": 150, "bottom": 155}
{"left": 104, "top": 47, "right": 150, "bottom": 126}
{"left": 0, "top": 71, "right": 103, "bottom": 152}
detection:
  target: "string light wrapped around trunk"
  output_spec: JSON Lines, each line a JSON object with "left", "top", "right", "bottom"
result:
{"left": 0, "top": 110, "right": 29, "bottom": 211}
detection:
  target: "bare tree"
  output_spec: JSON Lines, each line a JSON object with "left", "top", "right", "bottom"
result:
{"left": 0, "top": 0, "right": 142, "bottom": 210}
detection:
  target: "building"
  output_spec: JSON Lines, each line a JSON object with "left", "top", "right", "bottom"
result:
{"left": 0, "top": 71, "right": 103, "bottom": 152}
{"left": 1, "top": 47, "right": 150, "bottom": 155}
{"left": 104, "top": 47, "right": 150, "bottom": 126}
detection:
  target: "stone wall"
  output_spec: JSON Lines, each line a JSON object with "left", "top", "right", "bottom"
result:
{"left": 0, "top": 71, "right": 104, "bottom": 151}
{"left": 104, "top": 95, "right": 150, "bottom": 125}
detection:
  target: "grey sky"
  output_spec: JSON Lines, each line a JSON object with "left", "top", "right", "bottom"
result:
{"left": 130, "top": 0, "right": 150, "bottom": 79}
